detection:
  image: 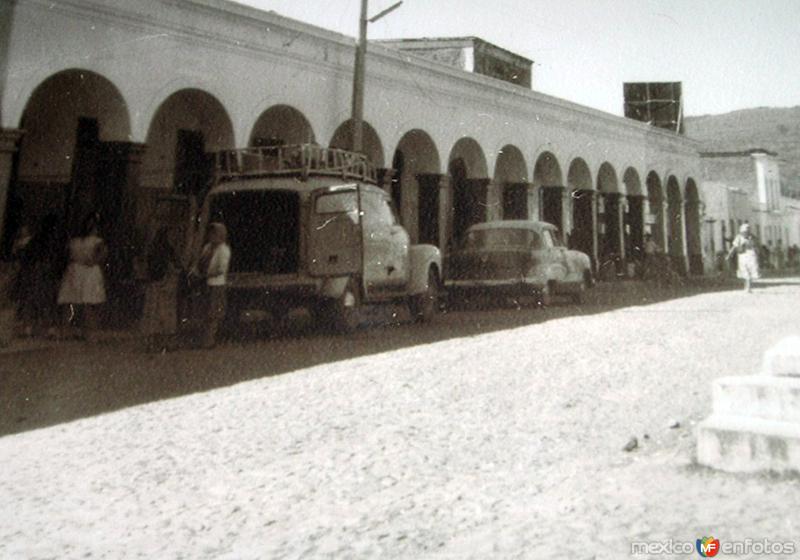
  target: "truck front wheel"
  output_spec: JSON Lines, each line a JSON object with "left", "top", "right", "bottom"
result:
{"left": 315, "top": 279, "right": 361, "bottom": 332}
{"left": 409, "top": 267, "right": 439, "bottom": 322}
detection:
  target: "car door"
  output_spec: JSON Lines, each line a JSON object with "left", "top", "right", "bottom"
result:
{"left": 360, "top": 189, "right": 409, "bottom": 296}
{"left": 308, "top": 185, "right": 362, "bottom": 277}
{"left": 549, "top": 227, "right": 582, "bottom": 282}
{"left": 541, "top": 228, "right": 568, "bottom": 284}
{"left": 382, "top": 195, "right": 409, "bottom": 288}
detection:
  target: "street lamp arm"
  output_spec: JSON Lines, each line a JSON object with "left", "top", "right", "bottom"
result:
{"left": 369, "top": 1, "right": 403, "bottom": 23}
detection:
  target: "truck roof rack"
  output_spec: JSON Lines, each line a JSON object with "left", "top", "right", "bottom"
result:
{"left": 213, "top": 144, "right": 377, "bottom": 184}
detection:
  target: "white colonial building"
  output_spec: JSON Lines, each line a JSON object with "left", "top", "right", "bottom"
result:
{"left": 0, "top": 0, "right": 705, "bottom": 287}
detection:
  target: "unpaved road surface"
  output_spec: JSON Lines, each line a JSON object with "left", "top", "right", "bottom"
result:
{"left": 1, "top": 278, "right": 799, "bottom": 559}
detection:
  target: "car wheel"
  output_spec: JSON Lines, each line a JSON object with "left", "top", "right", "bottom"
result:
{"left": 334, "top": 280, "right": 362, "bottom": 332}
{"left": 409, "top": 267, "right": 439, "bottom": 322}
{"left": 537, "top": 281, "right": 555, "bottom": 307}
{"left": 571, "top": 280, "right": 585, "bottom": 304}
{"left": 220, "top": 292, "right": 245, "bottom": 340}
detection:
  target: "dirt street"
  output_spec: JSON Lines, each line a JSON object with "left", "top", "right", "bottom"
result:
{"left": 1, "top": 277, "right": 799, "bottom": 559}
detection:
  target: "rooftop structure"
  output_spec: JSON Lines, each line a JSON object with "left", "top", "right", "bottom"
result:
{"left": 377, "top": 36, "right": 533, "bottom": 88}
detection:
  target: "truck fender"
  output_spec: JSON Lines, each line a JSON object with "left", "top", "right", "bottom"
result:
{"left": 319, "top": 276, "right": 351, "bottom": 299}
{"left": 408, "top": 244, "right": 442, "bottom": 295}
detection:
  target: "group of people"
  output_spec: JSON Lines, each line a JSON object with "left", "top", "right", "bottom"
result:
{"left": 639, "top": 233, "right": 681, "bottom": 284}
{"left": 3, "top": 214, "right": 231, "bottom": 351}
{"left": 7, "top": 214, "right": 106, "bottom": 342}
{"left": 139, "top": 220, "right": 231, "bottom": 351}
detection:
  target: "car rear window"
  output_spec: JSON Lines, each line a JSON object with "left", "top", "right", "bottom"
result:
{"left": 464, "top": 229, "right": 532, "bottom": 249}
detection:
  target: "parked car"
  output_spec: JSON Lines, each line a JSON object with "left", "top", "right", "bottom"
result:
{"left": 445, "top": 220, "right": 593, "bottom": 305}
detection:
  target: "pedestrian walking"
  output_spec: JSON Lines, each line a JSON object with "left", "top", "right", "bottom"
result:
{"left": 727, "top": 223, "right": 760, "bottom": 293}
{"left": 193, "top": 222, "right": 231, "bottom": 349}
{"left": 140, "top": 225, "right": 183, "bottom": 352}
{"left": 57, "top": 214, "right": 108, "bottom": 340}
{"left": 11, "top": 215, "right": 64, "bottom": 338}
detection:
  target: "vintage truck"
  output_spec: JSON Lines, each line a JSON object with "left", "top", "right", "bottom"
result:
{"left": 192, "top": 144, "right": 441, "bottom": 331}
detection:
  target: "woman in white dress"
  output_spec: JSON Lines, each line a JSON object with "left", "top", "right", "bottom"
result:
{"left": 58, "top": 215, "right": 107, "bottom": 339}
{"left": 727, "top": 222, "right": 760, "bottom": 293}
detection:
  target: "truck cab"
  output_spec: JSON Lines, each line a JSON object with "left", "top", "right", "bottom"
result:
{"left": 193, "top": 144, "right": 441, "bottom": 330}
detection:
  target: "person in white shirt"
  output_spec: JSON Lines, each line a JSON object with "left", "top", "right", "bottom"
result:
{"left": 196, "top": 222, "right": 231, "bottom": 348}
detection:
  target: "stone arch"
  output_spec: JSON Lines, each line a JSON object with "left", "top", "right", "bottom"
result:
{"left": 249, "top": 104, "right": 315, "bottom": 147}
{"left": 685, "top": 177, "right": 703, "bottom": 274}
{"left": 142, "top": 88, "right": 235, "bottom": 193}
{"left": 567, "top": 158, "right": 593, "bottom": 191}
{"left": 533, "top": 151, "right": 564, "bottom": 187}
{"left": 623, "top": 167, "right": 642, "bottom": 196}
{"left": 391, "top": 129, "right": 441, "bottom": 245}
{"left": 329, "top": 119, "right": 385, "bottom": 168}
{"left": 596, "top": 162, "right": 619, "bottom": 193}
{"left": 10, "top": 69, "right": 132, "bottom": 243}
{"left": 494, "top": 144, "right": 528, "bottom": 220}
{"left": 449, "top": 137, "right": 489, "bottom": 178}
{"left": 448, "top": 137, "right": 489, "bottom": 244}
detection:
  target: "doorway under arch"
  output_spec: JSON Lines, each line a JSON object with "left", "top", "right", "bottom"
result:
{"left": 567, "top": 157, "right": 595, "bottom": 268}
{"left": 391, "top": 129, "right": 441, "bottom": 245}
{"left": 534, "top": 151, "right": 565, "bottom": 230}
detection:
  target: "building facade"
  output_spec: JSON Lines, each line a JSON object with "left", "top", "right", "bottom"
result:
{"left": 0, "top": 0, "right": 704, "bottom": 286}
{"left": 698, "top": 149, "right": 798, "bottom": 267}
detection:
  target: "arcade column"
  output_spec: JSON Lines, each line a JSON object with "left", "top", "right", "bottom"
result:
{"left": 528, "top": 184, "right": 539, "bottom": 222}
{"left": 646, "top": 197, "right": 668, "bottom": 252}
{"left": 486, "top": 180, "right": 502, "bottom": 222}
{"left": 0, "top": 128, "right": 24, "bottom": 251}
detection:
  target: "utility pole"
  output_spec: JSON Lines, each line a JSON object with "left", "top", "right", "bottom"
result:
{"left": 351, "top": 0, "right": 368, "bottom": 154}
{"left": 351, "top": 0, "right": 402, "bottom": 154}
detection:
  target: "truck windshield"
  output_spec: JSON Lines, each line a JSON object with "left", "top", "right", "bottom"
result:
{"left": 315, "top": 191, "right": 358, "bottom": 214}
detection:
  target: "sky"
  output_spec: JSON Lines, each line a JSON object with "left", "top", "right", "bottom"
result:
{"left": 236, "top": 0, "right": 800, "bottom": 117}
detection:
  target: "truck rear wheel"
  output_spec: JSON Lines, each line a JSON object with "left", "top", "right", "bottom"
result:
{"left": 537, "top": 281, "right": 555, "bottom": 307}
{"left": 409, "top": 267, "right": 439, "bottom": 322}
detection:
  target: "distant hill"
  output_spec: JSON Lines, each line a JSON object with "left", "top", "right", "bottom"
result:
{"left": 684, "top": 106, "right": 800, "bottom": 198}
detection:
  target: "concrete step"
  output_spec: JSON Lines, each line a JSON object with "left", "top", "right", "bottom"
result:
{"left": 712, "top": 375, "right": 800, "bottom": 424}
{"left": 697, "top": 414, "right": 800, "bottom": 474}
